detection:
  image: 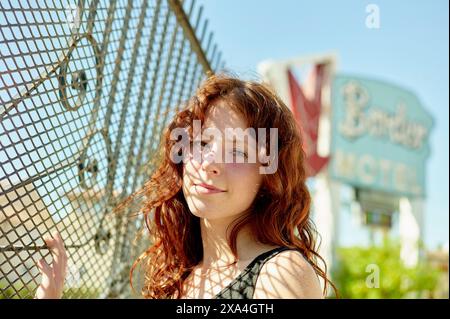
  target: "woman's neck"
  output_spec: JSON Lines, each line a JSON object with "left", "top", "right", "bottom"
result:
{"left": 199, "top": 216, "right": 271, "bottom": 268}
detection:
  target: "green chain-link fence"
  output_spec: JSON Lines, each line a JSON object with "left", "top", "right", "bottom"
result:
{"left": 0, "top": 0, "right": 223, "bottom": 298}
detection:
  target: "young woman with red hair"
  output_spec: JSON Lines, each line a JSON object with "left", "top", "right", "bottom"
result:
{"left": 36, "top": 74, "right": 336, "bottom": 299}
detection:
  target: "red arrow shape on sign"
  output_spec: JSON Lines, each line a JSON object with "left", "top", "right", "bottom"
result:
{"left": 287, "top": 65, "right": 329, "bottom": 177}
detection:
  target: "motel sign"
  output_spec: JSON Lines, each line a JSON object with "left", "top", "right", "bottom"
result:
{"left": 330, "top": 75, "right": 434, "bottom": 198}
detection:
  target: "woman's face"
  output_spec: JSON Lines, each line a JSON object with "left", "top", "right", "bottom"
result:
{"left": 182, "top": 99, "right": 263, "bottom": 222}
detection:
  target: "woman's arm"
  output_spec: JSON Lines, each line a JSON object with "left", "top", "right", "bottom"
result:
{"left": 253, "top": 249, "right": 324, "bottom": 299}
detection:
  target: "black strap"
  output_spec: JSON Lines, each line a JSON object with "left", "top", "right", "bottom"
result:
{"left": 214, "top": 246, "right": 296, "bottom": 299}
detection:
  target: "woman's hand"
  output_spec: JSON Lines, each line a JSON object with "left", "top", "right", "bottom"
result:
{"left": 35, "top": 232, "right": 68, "bottom": 299}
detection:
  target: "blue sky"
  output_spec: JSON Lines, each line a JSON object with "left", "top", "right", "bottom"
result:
{"left": 196, "top": 0, "right": 449, "bottom": 249}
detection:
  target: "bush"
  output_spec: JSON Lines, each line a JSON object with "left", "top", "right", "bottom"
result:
{"left": 332, "top": 239, "right": 442, "bottom": 298}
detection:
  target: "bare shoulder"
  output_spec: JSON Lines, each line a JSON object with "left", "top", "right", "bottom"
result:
{"left": 253, "top": 249, "right": 324, "bottom": 299}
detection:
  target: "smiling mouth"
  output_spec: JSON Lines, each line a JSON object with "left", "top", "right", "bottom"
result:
{"left": 194, "top": 183, "right": 226, "bottom": 193}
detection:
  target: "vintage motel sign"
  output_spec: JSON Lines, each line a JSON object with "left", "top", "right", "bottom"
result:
{"left": 330, "top": 75, "right": 434, "bottom": 198}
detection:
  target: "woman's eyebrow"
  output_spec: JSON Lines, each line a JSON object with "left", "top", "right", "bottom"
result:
{"left": 226, "top": 138, "right": 254, "bottom": 150}
{"left": 201, "top": 137, "right": 248, "bottom": 146}
{"left": 225, "top": 136, "right": 247, "bottom": 143}
{"left": 200, "top": 129, "right": 252, "bottom": 146}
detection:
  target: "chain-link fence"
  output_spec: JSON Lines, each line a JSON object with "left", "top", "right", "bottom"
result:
{"left": 0, "top": 0, "right": 224, "bottom": 298}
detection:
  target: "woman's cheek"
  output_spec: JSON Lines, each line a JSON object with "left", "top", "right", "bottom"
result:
{"left": 225, "top": 162, "right": 260, "bottom": 179}
{"left": 185, "top": 155, "right": 201, "bottom": 171}
{"left": 225, "top": 161, "right": 249, "bottom": 170}
{"left": 226, "top": 163, "right": 262, "bottom": 201}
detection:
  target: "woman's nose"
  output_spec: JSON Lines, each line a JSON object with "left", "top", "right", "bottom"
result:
{"left": 201, "top": 151, "right": 221, "bottom": 175}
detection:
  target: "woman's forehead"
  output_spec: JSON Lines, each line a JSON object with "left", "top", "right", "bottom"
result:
{"left": 204, "top": 100, "right": 247, "bottom": 130}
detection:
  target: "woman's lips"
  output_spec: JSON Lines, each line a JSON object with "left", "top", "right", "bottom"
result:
{"left": 194, "top": 183, "right": 226, "bottom": 194}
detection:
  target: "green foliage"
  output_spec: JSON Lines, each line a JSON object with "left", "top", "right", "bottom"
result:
{"left": 62, "top": 287, "right": 101, "bottom": 299}
{"left": 0, "top": 280, "right": 35, "bottom": 299}
{"left": 0, "top": 279, "right": 101, "bottom": 299}
{"left": 332, "top": 239, "right": 442, "bottom": 298}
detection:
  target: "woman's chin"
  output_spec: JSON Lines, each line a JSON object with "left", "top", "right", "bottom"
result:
{"left": 189, "top": 208, "right": 214, "bottom": 219}
{"left": 188, "top": 207, "right": 225, "bottom": 220}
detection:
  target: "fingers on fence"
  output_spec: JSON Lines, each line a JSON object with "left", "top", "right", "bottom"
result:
{"left": 37, "top": 259, "right": 52, "bottom": 289}
{"left": 42, "top": 232, "right": 68, "bottom": 281}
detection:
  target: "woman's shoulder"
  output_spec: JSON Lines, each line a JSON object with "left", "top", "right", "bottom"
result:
{"left": 253, "top": 248, "right": 324, "bottom": 299}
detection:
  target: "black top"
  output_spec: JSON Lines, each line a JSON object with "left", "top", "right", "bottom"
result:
{"left": 214, "top": 246, "right": 298, "bottom": 299}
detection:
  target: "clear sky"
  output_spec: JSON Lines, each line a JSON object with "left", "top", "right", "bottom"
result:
{"left": 196, "top": 0, "right": 449, "bottom": 249}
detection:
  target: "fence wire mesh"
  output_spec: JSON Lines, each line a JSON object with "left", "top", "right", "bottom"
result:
{"left": 0, "top": 0, "right": 224, "bottom": 298}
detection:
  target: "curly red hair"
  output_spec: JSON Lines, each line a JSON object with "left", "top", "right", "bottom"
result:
{"left": 114, "top": 74, "right": 337, "bottom": 298}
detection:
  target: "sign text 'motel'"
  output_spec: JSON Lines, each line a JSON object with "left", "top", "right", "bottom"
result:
{"left": 330, "top": 75, "right": 434, "bottom": 198}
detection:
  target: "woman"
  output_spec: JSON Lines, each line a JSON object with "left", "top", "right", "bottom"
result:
{"left": 35, "top": 74, "right": 336, "bottom": 299}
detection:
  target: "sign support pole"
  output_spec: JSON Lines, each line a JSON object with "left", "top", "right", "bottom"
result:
{"left": 399, "top": 197, "right": 425, "bottom": 267}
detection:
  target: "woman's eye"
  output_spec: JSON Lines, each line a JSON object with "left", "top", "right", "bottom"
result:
{"left": 233, "top": 150, "right": 248, "bottom": 158}
{"left": 201, "top": 141, "right": 210, "bottom": 149}
{"left": 192, "top": 140, "right": 208, "bottom": 147}
{"left": 192, "top": 141, "right": 212, "bottom": 153}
